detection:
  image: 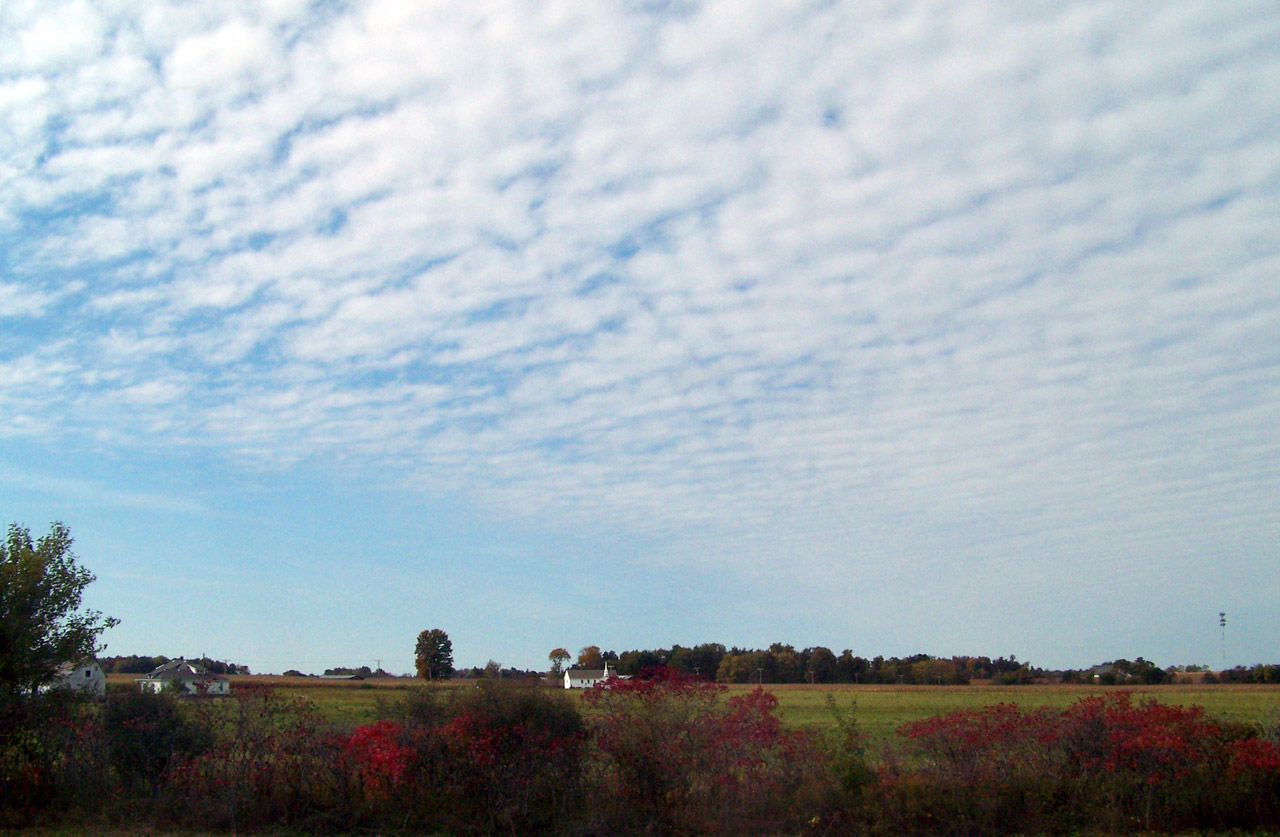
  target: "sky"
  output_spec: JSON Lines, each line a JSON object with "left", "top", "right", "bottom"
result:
{"left": 2, "top": 0, "right": 1277, "bottom": 675}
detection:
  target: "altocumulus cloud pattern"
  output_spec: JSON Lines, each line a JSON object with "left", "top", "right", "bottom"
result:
{"left": 1, "top": 1, "right": 1278, "bottom": 670}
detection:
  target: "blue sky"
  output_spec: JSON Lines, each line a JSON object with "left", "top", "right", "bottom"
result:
{"left": 2, "top": 0, "right": 1277, "bottom": 674}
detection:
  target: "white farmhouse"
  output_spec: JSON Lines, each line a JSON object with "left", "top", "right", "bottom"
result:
{"left": 136, "top": 659, "right": 231, "bottom": 696}
{"left": 563, "top": 660, "right": 625, "bottom": 689}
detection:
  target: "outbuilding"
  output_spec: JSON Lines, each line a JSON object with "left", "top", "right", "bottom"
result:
{"left": 43, "top": 660, "right": 106, "bottom": 696}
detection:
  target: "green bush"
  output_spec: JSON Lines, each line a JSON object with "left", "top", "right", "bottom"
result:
{"left": 162, "top": 685, "right": 350, "bottom": 832}
{"left": 103, "top": 689, "right": 212, "bottom": 794}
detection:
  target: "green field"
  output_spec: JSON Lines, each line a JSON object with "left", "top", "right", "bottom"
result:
{"left": 758, "top": 682, "right": 1280, "bottom": 745}
{"left": 144, "top": 675, "right": 1280, "bottom": 749}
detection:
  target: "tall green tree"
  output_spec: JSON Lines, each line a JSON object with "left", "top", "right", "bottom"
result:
{"left": 805, "top": 646, "right": 838, "bottom": 683}
{"left": 0, "top": 522, "right": 118, "bottom": 699}
{"left": 414, "top": 628, "right": 454, "bottom": 680}
{"left": 548, "top": 647, "right": 570, "bottom": 674}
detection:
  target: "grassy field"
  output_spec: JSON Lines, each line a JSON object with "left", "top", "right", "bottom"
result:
{"left": 108, "top": 675, "right": 1279, "bottom": 748}
{"left": 755, "top": 682, "right": 1280, "bottom": 745}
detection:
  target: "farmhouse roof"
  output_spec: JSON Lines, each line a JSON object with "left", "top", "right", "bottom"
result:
{"left": 55, "top": 659, "right": 99, "bottom": 676}
{"left": 138, "top": 659, "right": 227, "bottom": 682}
{"left": 566, "top": 662, "right": 631, "bottom": 682}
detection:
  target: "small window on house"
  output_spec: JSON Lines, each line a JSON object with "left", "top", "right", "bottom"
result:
{"left": 84, "top": 670, "right": 91, "bottom": 678}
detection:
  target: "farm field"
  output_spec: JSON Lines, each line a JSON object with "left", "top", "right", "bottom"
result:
{"left": 756, "top": 682, "right": 1280, "bottom": 744}
{"left": 111, "top": 674, "right": 1280, "bottom": 746}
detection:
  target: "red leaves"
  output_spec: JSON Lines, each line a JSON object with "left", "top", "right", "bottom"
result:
{"left": 1058, "top": 693, "right": 1223, "bottom": 784}
{"left": 343, "top": 720, "right": 412, "bottom": 795}
{"left": 887, "top": 691, "right": 1280, "bottom": 831}
{"left": 1229, "top": 737, "right": 1280, "bottom": 776}
{"left": 901, "top": 701, "right": 1047, "bottom": 748}
{"left": 900, "top": 693, "right": 1232, "bottom": 788}
{"left": 587, "top": 667, "right": 824, "bottom": 831}
{"left": 584, "top": 664, "right": 725, "bottom": 703}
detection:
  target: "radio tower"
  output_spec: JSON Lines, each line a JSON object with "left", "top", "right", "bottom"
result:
{"left": 1218, "top": 612, "right": 1227, "bottom": 664}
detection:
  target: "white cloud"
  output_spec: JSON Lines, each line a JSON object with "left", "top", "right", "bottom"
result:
{"left": 165, "top": 19, "right": 279, "bottom": 92}
{"left": 0, "top": 1, "right": 1276, "bottom": 635}
{"left": 0, "top": 282, "right": 54, "bottom": 318}
{"left": 10, "top": 0, "right": 107, "bottom": 73}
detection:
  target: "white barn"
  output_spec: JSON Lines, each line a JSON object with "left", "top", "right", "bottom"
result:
{"left": 43, "top": 660, "right": 106, "bottom": 696}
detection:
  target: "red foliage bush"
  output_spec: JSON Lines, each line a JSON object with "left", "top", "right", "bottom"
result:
{"left": 586, "top": 667, "right": 825, "bottom": 833}
{"left": 874, "top": 692, "right": 1280, "bottom": 834}
{"left": 1229, "top": 736, "right": 1280, "bottom": 775}
{"left": 384, "top": 678, "right": 587, "bottom": 834}
{"left": 342, "top": 719, "right": 412, "bottom": 798}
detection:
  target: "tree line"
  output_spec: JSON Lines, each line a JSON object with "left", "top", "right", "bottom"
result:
{"left": 593, "top": 644, "right": 1039, "bottom": 684}
{"left": 99, "top": 655, "right": 251, "bottom": 676}
{"left": 553, "top": 643, "right": 1253, "bottom": 685}
{"left": 1208, "top": 664, "right": 1280, "bottom": 684}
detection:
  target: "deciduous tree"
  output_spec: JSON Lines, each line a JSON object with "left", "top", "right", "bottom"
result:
{"left": 805, "top": 646, "right": 837, "bottom": 683}
{"left": 0, "top": 522, "right": 118, "bottom": 699}
{"left": 548, "top": 647, "right": 570, "bottom": 674}
{"left": 414, "top": 628, "right": 454, "bottom": 680}
{"left": 577, "top": 645, "right": 602, "bottom": 669}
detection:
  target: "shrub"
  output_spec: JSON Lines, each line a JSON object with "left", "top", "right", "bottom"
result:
{"left": 879, "top": 702, "right": 1077, "bottom": 834}
{"left": 378, "top": 680, "right": 448, "bottom": 728}
{"left": 875, "top": 692, "right": 1280, "bottom": 834}
{"left": 404, "top": 677, "right": 587, "bottom": 834}
{"left": 102, "top": 689, "right": 212, "bottom": 795}
{"left": 823, "top": 697, "right": 875, "bottom": 795}
{"left": 0, "top": 691, "right": 111, "bottom": 826}
{"left": 163, "top": 685, "right": 350, "bottom": 832}
{"left": 585, "top": 667, "right": 825, "bottom": 834}
{"left": 343, "top": 719, "right": 412, "bottom": 800}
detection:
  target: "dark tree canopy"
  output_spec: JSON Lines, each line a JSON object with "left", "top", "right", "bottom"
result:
{"left": 415, "top": 628, "right": 454, "bottom": 680}
{"left": 0, "top": 522, "right": 118, "bottom": 698}
{"left": 577, "top": 645, "right": 602, "bottom": 669}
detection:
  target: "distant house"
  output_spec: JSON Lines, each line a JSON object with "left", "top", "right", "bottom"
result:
{"left": 136, "top": 659, "right": 231, "bottom": 696}
{"left": 42, "top": 660, "right": 106, "bottom": 696}
{"left": 564, "top": 661, "right": 629, "bottom": 689}
{"left": 1088, "top": 663, "right": 1135, "bottom": 684}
